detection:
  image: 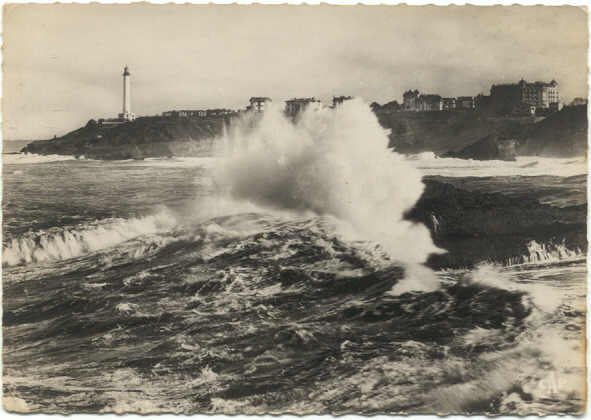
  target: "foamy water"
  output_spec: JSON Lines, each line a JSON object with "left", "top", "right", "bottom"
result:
{"left": 133, "top": 157, "right": 218, "bottom": 168}
{"left": 3, "top": 213, "right": 585, "bottom": 414}
{"left": 406, "top": 152, "right": 587, "bottom": 177}
{"left": 3, "top": 153, "right": 79, "bottom": 165}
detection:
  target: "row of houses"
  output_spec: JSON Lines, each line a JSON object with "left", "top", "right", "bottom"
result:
{"left": 400, "top": 79, "right": 562, "bottom": 116}
{"left": 160, "top": 79, "right": 566, "bottom": 120}
{"left": 162, "top": 95, "right": 353, "bottom": 119}
{"left": 161, "top": 108, "right": 238, "bottom": 118}
{"left": 403, "top": 90, "right": 477, "bottom": 112}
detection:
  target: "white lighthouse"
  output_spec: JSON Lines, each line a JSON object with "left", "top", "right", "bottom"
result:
{"left": 118, "top": 65, "right": 136, "bottom": 121}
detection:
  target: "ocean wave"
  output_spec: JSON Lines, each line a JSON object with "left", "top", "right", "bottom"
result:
{"left": 1, "top": 208, "right": 585, "bottom": 414}
{"left": 3, "top": 153, "right": 79, "bottom": 165}
{"left": 2, "top": 210, "right": 177, "bottom": 267}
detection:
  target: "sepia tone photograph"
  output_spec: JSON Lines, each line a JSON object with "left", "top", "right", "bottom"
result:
{"left": 1, "top": 3, "right": 588, "bottom": 416}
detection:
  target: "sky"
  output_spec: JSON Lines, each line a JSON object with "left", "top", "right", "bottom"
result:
{"left": 2, "top": 4, "right": 589, "bottom": 140}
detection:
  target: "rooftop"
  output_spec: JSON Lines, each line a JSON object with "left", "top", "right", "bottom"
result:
{"left": 286, "top": 97, "right": 320, "bottom": 103}
{"left": 249, "top": 97, "right": 272, "bottom": 103}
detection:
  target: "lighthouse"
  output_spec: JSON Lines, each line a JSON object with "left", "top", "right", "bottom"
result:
{"left": 118, "top": 65, "right": 136, "bottom": 121}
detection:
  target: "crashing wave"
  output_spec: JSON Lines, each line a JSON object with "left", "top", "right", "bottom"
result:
{"left": 503, "top": 240, "right": 584, "bottom": 266}
{"left": 215, "top": 99, "right": 443, "bottom": 293}
{"left": 2, "top": 210, "right": 177, "bottom": 267}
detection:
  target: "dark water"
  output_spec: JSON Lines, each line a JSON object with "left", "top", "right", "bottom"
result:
{"left": 3, "top": 158, "right": 209, "bottom": 240}
{"left": 2, "top": 157, "right": 586, "bottom": 414}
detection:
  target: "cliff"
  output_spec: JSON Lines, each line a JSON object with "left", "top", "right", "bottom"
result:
{"left": 21, "top": 116, "right": 230, "bottom": 160}
{"left": 377, "top": 105, "right": 587, "bottom": 158}
{"left": 517, "top": 105, "right": 587, "bottom": 157}
{"left": 375, "top": 110, "right": 533, "bottom": 154}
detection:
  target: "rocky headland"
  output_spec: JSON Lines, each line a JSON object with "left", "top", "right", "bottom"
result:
{"left": 21, "top": 115, "right": 232, "bottom": 160}
{"left": 19, "top": 105, "right": 587, "bottom": 161}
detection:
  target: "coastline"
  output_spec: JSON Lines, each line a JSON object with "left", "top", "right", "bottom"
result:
{"left": 16, "top": 105, "right": 587, "bottom": 161}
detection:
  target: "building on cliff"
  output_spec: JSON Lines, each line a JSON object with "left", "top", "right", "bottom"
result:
{"left": 570, "top": 97, "right": 587, "bottom": 106}
{"left": 162, "top": 109, "right": 237, "bottom": 118}
{"left": 442, "top": 97, "right": 456, "bottom": 110}
{"left": 162, "top": 110, "right": 207, "bottom": 118}
{"left": 332, "top": 96, "right": 353, "bottom": 107}
{"left": 456, "top": 96, "right": 475, "bottom": 110}
{"left": 489, "top": 79, "right": 560, "bottom": 115}
{"left": 247, "top": 97, "right": 272, "bottom": 113}
{"left": 403, "top": 90, "right": 443, "bottom": 111}
{"left": 403, "top": 90, "right": 420, "bottom": 110}
{"left": 398, "top": 79, "right": 560, "bottom": 116}
{"left": 206, "top": 109, "right": 236, "bottom": 117}
{"left": 285, "top": 97, "right": 322, "bottom": 118}
{"left": 417, "top": 94, "right": 443, "bottom": 111}
{"left": 475, "top": 94, "right": 491, "bottom": 111}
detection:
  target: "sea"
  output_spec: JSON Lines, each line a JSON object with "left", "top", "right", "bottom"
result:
{"left": 2, "top": 102, "right": 587, "bottom": 414}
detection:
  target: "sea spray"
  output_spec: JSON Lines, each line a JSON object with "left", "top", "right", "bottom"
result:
{"left": 214, "top": 99, "right": 444, "bottom": 292}
{"left": 522, "top": 240, "right": 582, "bottom": 264}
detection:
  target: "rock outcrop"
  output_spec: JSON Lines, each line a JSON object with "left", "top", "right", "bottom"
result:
{"left": 442, "top": 135, "right": 518, "bottom": 161}
{"left": 406, "top": 178, "right": 587, "bottom": 269}
{"left": 21, "top": 115, "right": 231, "bottom": 160}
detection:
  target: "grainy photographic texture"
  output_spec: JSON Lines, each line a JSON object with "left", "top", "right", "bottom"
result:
{"left": 2, "top": 3, "right": 587, "bottom": 415}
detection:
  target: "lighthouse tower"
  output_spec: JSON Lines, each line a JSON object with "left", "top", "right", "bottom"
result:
{"left": 118, "top": 65, "right": 136, "bottom": 121}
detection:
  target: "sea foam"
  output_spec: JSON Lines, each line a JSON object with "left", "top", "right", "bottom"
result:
{"left": 3, "top": 153, "right": 79, "bottom": 165}
{"left": 2, "top": 210, "right": 177, "bottom": 267}
{"left": 406, "top": 153, "right": 587, "bottom": 178}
